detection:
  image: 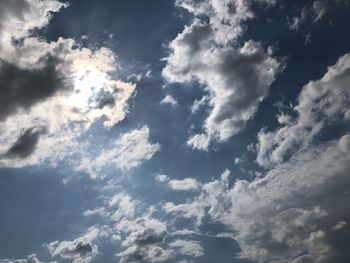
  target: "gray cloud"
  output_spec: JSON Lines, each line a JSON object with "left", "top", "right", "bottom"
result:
{"left": 117, "top": 218, "right": 172, "bottom": 263}
{"left": 60, "top": 240, "right": 93, "bottom": 258}
{"left": 89, "top": 89, "right": 116, "bottom": 109}
{"left": 0, "top": 0, "right": 30, "bottom": 34}
{"left": 47, "top": 227, "right": 100, "bottom": 263}
{"left": 3, "top": 126, "right": 47, "bottom": 159}
{"left": 256, "top": 53, "right": 350, "bottom": 168}
{"left": 163, "top": 54, "right": 350, "bottom": 262}
{"left": 163, "top": 1, "right": 281, "bottom": 150}
{"left": 0, "top": 56, "right": 70, "bottom": 121}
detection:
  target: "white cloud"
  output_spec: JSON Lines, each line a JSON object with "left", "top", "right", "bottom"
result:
{"left": 169, "top": 239, "right": 204, "bottom": 257}
{"left": 2, "top": 254, "right": 43, "bottom": 263}
{"left": 109, "top": 192, "right": 136, "bottom": 221}
{"left": 168, "top": 178, "right": 200, "bottom": 191}
{"left": 191, "top": 96, "right": 207, "bottom": 113}
{"left": 163, "top": 1, "right": 281, "bottom": 149}
{"left": 186, "top": 133, "right": 210, "bottom": 151}
{"left": 47, "top": 226, "right": 100, "bottom": 263}
{"left": 116, "top": 217, "right": 173, "bottom": 263}
{"left": 0, "top": 0, "right": 136, "bottom": 168}
{"left": 155, "top": 174, "right": 169, "bottom": 183}
{"left": 164, "top": 133, "right": 350, "bottom": 262}
{"left": 161, "top": 54, "right": 350, "bottom": 261}
{"left": 160, "top": 94, "right": 178, "bottom": 105}
{"left": 76, "top": 126, "right": 160, "bottom": 177}
{"left": 256, "top": 53, "right": 350, "bottom": 168}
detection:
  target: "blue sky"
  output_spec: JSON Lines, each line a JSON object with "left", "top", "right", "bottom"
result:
{"left": 0, "top": 1, "right": 350, "bottom": 263}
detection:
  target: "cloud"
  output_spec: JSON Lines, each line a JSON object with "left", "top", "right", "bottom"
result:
{"left": 0, "top": 56, "right": 70, "bottom": 121}
{"left": 0, "top": 0, "right": 136, "bottom": 168}
{"left": 287, "top": 0, "right": 348, "bottom": 31}
{"left": 163, "top": 1, "right": 281, "bottom": 149}
{"left": 169, "top": 239, "right": 204, "bottom": 258}
{"left": 1, "top": 254, "right": 43, "bottom": 263}
{"left": 76, "top": 126, "right": 160, "bottom": 177}
{"left": 2, "top": 126, "right": 47, "bottom": 159}
{"left": 164, "top": 134, "right": 350, "bottom": 262}
{"left": 155, "top": 174, "right": 169, "bottom": 183}
{"left": 109, "top": 192, "right": 136, "bottom": 221}
{"left": 162, "top": 54, "right": 350, "bottom": 262}
{"left": 256, "top": 53, "right": 350, "bottom": 168}
{"left": 168, "top": 178, "right": 200, "bottom": 191}
{"left": 47, "top": 226, "right": 100, "bottom": 263}
{"left": 0, "top": 0, "right": 67, "bottom": 44}
{"left": 186, "top": 133, "right": 210, "bottom": 151}
{"left": 160, "top": 95, "right": 177, "bottom": 105}
{"left": 191, "top": 96, "right": 207, "bottom": 113}
{"left": 116, "top": 217, "right": 173, "bottom": 263}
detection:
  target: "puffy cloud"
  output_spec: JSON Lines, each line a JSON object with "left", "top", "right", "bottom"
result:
{"left": 0, "top": 0, "right": 136, "bottom": 168}
{"left": 168, "top": 178, "right": 200, "bottom": 191}
{"left": 256, "top": 53, "right": 350, "bottom": 168}
{"left": 169, "top": 239, "right": 204, "bottom": 258}
{"left": 109, "top": 192, "right": 136, "bottom": 221}
{"left": 116, "top": 217, "right": 173, "bottom": 263}
{"left": 0, "top": 0, "right": 67, "bottom": 45}
{"left": 47, "top": 227, "right": 100, "bottom": 263}
{"left": 162, "top": 55, "right": 350, "bottom": 261}
{"left": 1, "top": 126, "right": 47, "bottom": 159}
{"left": 163, "top": 199, "right": 206, "bottom": 226}
{"left": 160, "top": 95, "right": 178, "bottom": 105}
{"left": 164, "top": 134, "right": 350, "bottom": 262}
{"left": 191, "top": 96, "right": 207, "bottom": 113}
{"left": 1, "top": 254, "right": 43, "bottom": 263}
{"left": 186, "top": 133, "right": 210, "bottom": 151}
{"left": 76, "top": 126, "right": 160, "bottom": 177}
{"left": 163, "top": 0, "right": 281, "bottom": 149}
{"left": 155, "top": 174, "right": 169, "bottom": 183}
{"left": 0, "top": 56, "right": 70, "bottom": 121}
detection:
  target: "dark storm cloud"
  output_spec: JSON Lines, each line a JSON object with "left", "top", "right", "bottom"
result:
{"left": 3, "top": 126, "right": 47, "bottom": 159}
{"left": 0, "top": 56, "right": 70, "bottom": 121}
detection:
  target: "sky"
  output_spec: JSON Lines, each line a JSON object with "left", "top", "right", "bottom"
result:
{"left": 0, "top": 0, "right": 350, "bottom": 263}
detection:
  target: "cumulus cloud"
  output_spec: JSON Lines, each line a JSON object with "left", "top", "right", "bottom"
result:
{"left": 169, "top": 239, "right": 204, "bottom": 258}
{"left": 0, "top": 0, "right": 136, "bottom": 168}
{"left": 76, "top": 126, "right": 160, "bottom": 177}
{"left": 0, "top": 56, "right": 70, "bottom": 121}
{"left": 47, "top": 226, "right": 100, "bottom": 263}
{"left": 2, "top": 254, "right": 43, "bottom": 263}
{"left": 155, "top": 174, "right": 169, "bottom": 183}
{"left": 1, "top": 126, "right": 47, "bottom": 159}
{"left": 116, "top": 217, "right": 173, "bottom": 263}
{"left": 256, "top": 53, "right": 350, "bottom": 168}
{"left": 162, "top": 54, "right": 350, "bottom": 262}
{"left": 168, "top": 178, "right": 200, "bottom": 191}
{"left": 163, "top": 0, "right": 281, "bottom": 150}
{"left": 160, "top": 94, "right": 177, "bottom": 106}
